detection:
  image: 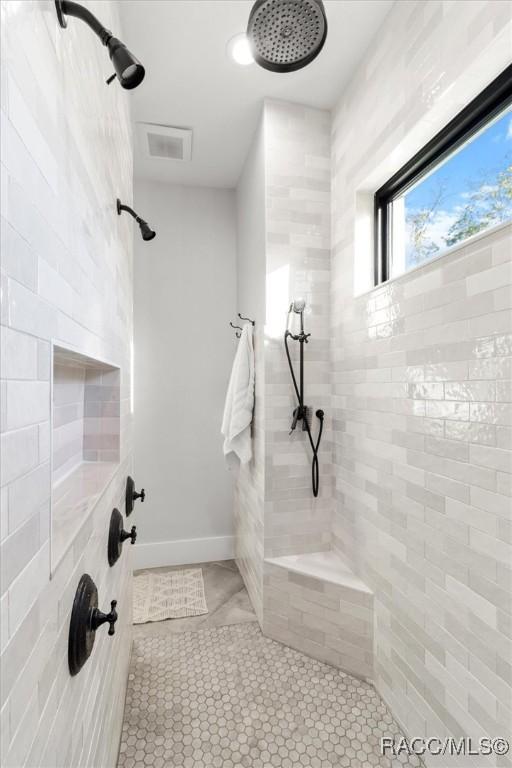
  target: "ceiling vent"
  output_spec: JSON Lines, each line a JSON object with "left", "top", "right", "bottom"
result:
{"left": 137, "top": 122, "right": 193, "bottom": 162}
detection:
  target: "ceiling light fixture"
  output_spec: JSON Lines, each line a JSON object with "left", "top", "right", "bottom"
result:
{"left": 55, "top": 1, "right": 145, "bottom": 89}
{"left": 227, "top": 33, "right": 254, "bottom": 66}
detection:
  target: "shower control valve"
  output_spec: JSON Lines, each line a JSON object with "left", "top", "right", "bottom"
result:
{"left": 90, "top": 600, "right": 118, "bottom": 636}
{"left": 68, "top": 574, "right": 118, "bottom": 675}
{"left": 109, "top": 508, "right": 137, "bottom": 566}
{"left": 290, "top": 405, "right": 310, "bottom": 434}
{"left": 286, "top": 331, "right": 310, "bottom": 343}
{"left": 120, "top": 525, "right": 137, "bottom": 545}
{"left": 290, "top": 407, "right": 300, "bottom": 434}
{"left": 125, "top": 476, "right": 145, "bottom": 516}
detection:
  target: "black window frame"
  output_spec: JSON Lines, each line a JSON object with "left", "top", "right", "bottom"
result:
{"left": 374, "top": 64, "right": 512, "bottom": 285}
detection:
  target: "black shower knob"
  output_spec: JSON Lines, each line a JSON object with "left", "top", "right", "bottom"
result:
{"left": 108, "top": 508, "right": 137, "bottom": 566}
{"left": 68, "top": 574, "right": 118, "bottom": 675}
{"left": 125, "top": 476, "right": 145, "bottom": 516}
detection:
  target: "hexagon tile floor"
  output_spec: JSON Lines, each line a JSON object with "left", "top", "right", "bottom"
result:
{"left": 117, "top": 622, "right": 422, "bottom": 768}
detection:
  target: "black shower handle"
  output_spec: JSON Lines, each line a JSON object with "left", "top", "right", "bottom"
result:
{"left": 90, "top": 599, "right": 118, "bottom": 636}
{"left": 120, "top": 525, "right": 137, "bottom": 545}
{"left": 289, "top": 407, "right": 300, "bottom": 434}
{"left": 134, "top": 488, "right": 145, "bottom": 503}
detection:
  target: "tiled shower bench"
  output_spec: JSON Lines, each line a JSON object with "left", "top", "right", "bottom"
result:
{"left": 262, "top": 551, "right": 374, "bottom": 680}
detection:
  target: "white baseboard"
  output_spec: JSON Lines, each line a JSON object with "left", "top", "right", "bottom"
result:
{"left": 133, "top": 535, "right": 234, "bottom": 570}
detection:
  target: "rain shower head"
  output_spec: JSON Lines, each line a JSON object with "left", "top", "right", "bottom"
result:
{"left": 247, "top": 0, "right": 327, "bottom": 73}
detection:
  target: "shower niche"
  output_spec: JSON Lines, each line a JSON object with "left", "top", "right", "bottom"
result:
{"left": 51, "top": 345, "right": 121, "bottom": 571}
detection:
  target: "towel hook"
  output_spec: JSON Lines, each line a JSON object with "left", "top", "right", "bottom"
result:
{"left": 230, "top": 321, "right": 242, "bottom": 338}
{"left": 238, "top": 313, "right": 255, "bottom": 326}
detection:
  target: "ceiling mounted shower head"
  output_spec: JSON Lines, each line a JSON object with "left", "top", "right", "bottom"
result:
{"left": 247, "top": 0, "right": 327, "bottom": 73}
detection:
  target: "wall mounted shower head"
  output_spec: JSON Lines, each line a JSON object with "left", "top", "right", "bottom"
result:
{"left": 55, "top": 1, "right": 145, "bottom": 90}
{"left": 139, "top": 221, "right": 156, "bottom": 242}
{"left": 106, "top": 38, "right": 145, "bottom": 90}
{"left": 117, "top": 199, "right": 156, "bottom": 242}
{"left": 247, "top": 0, "right": 327, "bottom": 73}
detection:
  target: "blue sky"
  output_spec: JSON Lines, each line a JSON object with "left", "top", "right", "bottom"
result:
{"left": 403, "top": 104, "right": 512, "bottom": 257}
{"left": 406, "top": 105, "right": 512, "bottom": 213}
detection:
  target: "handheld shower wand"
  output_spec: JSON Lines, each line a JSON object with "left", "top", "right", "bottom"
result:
{"left": 284, "top": 300, "right": 324, "bottom": 497}
{"left": 286, "top": 300, "right": 309, "bottom": 432}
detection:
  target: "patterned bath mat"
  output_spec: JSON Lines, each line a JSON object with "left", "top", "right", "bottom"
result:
{"left": 133, "top": 568, "right": 208, "bottom": 624}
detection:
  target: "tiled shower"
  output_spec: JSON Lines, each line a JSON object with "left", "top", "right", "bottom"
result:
{"left": 1, "top": 1, "right": 511, "bottom": 767}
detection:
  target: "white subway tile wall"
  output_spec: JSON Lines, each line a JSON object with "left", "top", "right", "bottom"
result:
{"left": 263, "top": 557, "right": 374, "bottom": 680}
{"left": 234, "top": 119, "right": 266, "bottom": 624}
{"left": 235, "top": 101, "right": 333, "bottom": 624}
{"left": 82, "top": 366, "right": 121, "bottom": 463}
{"left": 331, "top": 0, "right": 512, "bottom": 763}
{"left": 263, "top": 100, "right": 333, "bottom": 558}
{"left": 234, "top": 325, "right": 265, "bottom": 623}
{"left": 0, "top": 1, "right": 133, "bottom": 766}
{"left": 52, "top": 363, "right": 87, "bottom": 484}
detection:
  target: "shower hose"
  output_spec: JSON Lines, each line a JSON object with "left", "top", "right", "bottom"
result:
{"left": 284, "top": 331, "right": 324, "bottom": 498}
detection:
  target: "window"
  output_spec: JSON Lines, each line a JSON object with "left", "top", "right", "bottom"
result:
{"left": 375, "top": 64, "right": 512, "bottom": 284}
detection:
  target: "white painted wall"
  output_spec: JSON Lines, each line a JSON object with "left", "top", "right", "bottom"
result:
{"left": 133, "top": 181, "right": 237, "bottom": 567}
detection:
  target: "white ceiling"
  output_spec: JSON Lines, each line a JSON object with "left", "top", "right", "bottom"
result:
{"left": 119, "top": 0, "right": 394, "bottom": 188}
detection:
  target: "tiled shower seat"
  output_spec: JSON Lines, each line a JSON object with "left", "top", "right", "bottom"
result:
{"left": 263, "top": 551, "right": 374, "bottom": 680}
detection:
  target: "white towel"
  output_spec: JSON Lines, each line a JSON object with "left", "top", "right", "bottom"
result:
{"left": 221, "top": 323, "right": 255, "bottom": 465}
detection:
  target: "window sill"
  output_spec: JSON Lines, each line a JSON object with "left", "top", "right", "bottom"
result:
{"left": 358, "top": 219, "right": 511, "bottom": 300}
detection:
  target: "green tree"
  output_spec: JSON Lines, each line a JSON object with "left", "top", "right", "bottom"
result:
{"left": 444, "top": 161, "right": 512, "bottom": 247}
{"left": 406, "top": 185, "right": 444, "bottom": 265}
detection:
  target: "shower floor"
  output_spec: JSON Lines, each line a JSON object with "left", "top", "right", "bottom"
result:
{"left": 118, "top": 572, "right": 422, "bottom": 768}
